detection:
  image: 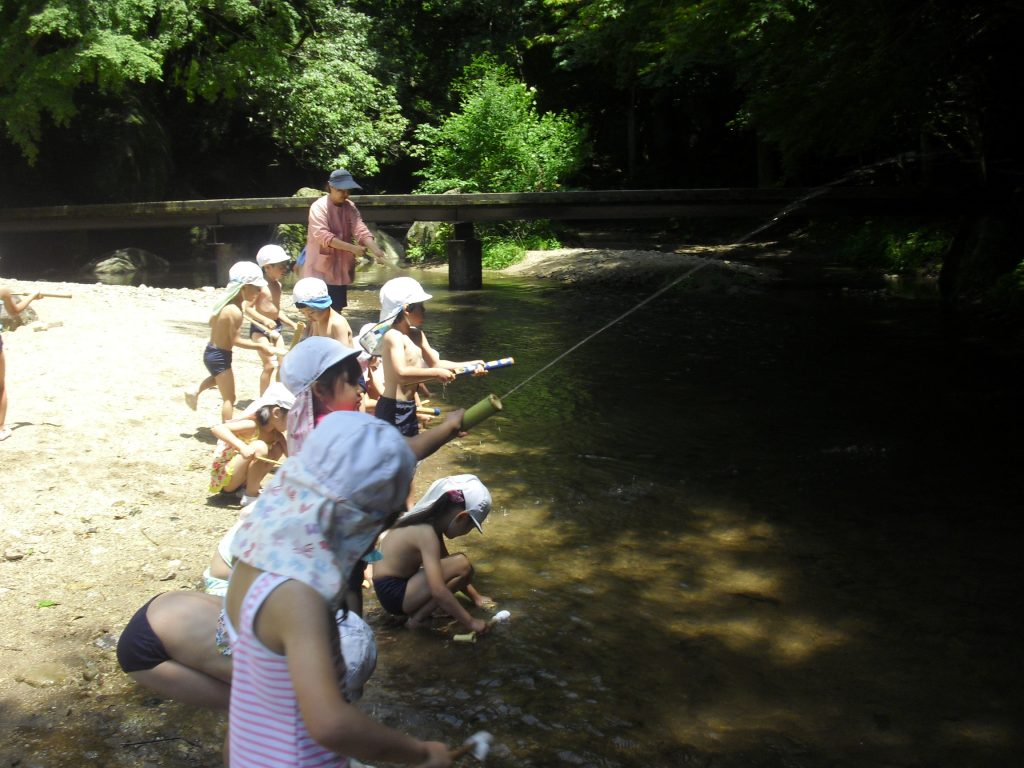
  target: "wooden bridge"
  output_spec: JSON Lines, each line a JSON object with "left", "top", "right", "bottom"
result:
{"left": 0, "top": 188, "right": 966, "bottom": 288}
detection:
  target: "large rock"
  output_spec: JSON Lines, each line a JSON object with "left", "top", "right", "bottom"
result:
{"left": 0, "top": 303, "right": 38, "bottom": 331}
{"left": 366, "top": 223, "right": 404, "bottom": 264}
{"left": 85, "top": 248, "right": 169, "bottom": 275}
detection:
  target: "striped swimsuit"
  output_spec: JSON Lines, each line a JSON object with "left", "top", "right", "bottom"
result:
{"left": 229, "top": 572, "right": 348, "bottom": 768}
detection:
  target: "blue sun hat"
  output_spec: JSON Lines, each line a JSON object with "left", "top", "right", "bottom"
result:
{"left": 292, "top": 277, "right": 333, "bottom": 310}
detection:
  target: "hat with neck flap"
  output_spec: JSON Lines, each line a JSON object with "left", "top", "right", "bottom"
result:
{"left": 230, "top": 411, "right": 416, "bottom": 606}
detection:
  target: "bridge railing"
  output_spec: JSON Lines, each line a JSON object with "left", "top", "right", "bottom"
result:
{"left": 0, "top": 188, "right": 965, "bottom": 232}
{"left": 0, "top": 188, "right": 969, "bottom": 288}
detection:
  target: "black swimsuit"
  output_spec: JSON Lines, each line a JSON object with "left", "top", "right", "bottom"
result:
{"left": 116, "top": 595, "right": 171, "bottom": 672}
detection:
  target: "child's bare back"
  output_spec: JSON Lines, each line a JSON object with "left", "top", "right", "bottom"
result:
{"left": 209, "top": 303, "right": 243, "bottom": 350}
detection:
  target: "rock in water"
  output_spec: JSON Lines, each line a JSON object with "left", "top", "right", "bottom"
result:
{"left": 85, "top": 248, "right": 169, "bottom": 275}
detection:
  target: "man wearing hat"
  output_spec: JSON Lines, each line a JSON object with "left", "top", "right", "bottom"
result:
{"left": 303, "top": 168, "right": 386, "bottom": 311}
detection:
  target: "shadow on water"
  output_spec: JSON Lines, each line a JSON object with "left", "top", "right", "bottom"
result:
{"left": 352, "top": 267, "right": 1022, "bottom": 767}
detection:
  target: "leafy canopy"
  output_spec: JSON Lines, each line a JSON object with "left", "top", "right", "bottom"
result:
{"left": 412, "top": 57, "right": 588, "bottom": 193}
{"left": 0, "top": 0, "right": 405, "bottom": 173}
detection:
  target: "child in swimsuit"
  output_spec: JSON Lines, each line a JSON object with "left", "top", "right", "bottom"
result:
{"left": 117, "top": 589, "right": 379, "bottom": 712}
{"left": 185, "top": 261, "right": 285, "bottom": 422}
{"left": 292, "top": 276, "right": 354, "bottom": 347}
{"left": 224, "top": 411, "right": 466, "bottom": 767}
{"left": 0, "top": 286, "right": 43, "bottom": 442}
{"left": 245, "top": 245, "right": 299, "bottom": 395}
{"left": 208, "top": 382, "right": 293, "bottom": 508}
{"left": 374, "top": 277, "right": 486, "bottom": 437}
{"left": 372, "top": 474, "right": 495, "bottom": 632}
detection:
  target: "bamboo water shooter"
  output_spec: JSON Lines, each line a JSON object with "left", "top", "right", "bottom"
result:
{"left": 461, "top": 394, "right": 503, "bottom": 431}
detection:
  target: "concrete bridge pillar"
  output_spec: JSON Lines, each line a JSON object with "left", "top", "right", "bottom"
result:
{"left": 447, "top": 222, "right": 482, "bottom": 290}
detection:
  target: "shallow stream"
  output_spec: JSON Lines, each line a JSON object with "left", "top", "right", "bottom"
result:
{"left": 339, "top": 264, "right": 1022, "bottom": 767}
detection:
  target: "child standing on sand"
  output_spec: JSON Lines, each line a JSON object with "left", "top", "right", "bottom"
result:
{"left": 0, "top": 286, "right": 43, "bottom": 441}
{"left": 224, "top": 411, "right": 460, "bottom": 767}
{"left": 373, "top": 277, "right": 485, "bottom": 436}
{"left": 292, "top": 277, "right": 353, "bottom": 347}
{"left": 185, "top": 262, "right": 283, "bottom": 422}
{"left": 372, "top": 474, "right": 494, "bottom": 633}
{"left": 245, "top": 245, "right": 298, "bottom": 395}
{"left": 209, "top": 382, "right": 293, "bottom": 508}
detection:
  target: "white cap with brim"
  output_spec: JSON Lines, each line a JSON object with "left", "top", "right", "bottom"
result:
{"left": 379, "top": 276, "right": 432, "bottom": 322}
{"left": 211, "top": 261, "right": 267, "bottom": 320}
{"left": 292, "top": 277, "right": 333, "bottom": 310}
{"left": 228, "top": 260, "right": 268, "bottom": 288}
{"left": 245, "top": 381, "right": 295, "bottom": 413}
{"left": 401, "top": 474, "right": 491, "bottom": 533}
{"left": 256, "top": 244, "right": 290, "bottom": 267}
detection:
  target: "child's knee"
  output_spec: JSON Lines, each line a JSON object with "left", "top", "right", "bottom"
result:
{"left": 250, "top": 440, "right": 270, "bottom": 457}
{"left": 451, "top": 552, "right": 473, "bottom": 579}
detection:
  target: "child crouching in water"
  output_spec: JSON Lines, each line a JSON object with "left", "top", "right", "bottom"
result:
{"left": 208, "top": 382, "right": 293, "bottom": 508}
{"left": 224, "top": 411, "right": 460, "bottom": 767}
{"left": 373, "top": 474, "right": 494, "bottom": 633}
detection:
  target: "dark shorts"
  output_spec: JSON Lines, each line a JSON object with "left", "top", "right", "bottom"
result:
{"left": 373, "top": 575, "right": 410, "bottom": 616}
{"left": 374, "top": 396, "right": 419, "bottom": 436}
{"left": 250, "top": 318, "right": 283, "bottom": 340}
{"left": 203, "top": 343, "right": 232, "bottom": 377}
{"left": 117, "top": 595, "right": 171, "bottom": 672}
{"left": 326, "top": 284, "right": 348, "bottom": 311}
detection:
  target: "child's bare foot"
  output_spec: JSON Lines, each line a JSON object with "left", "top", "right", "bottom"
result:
{"left": 184, "top": 390, "right": 198, "bottom": 410}
{"left": 405, "top": 616, "right": 432, "bottom": 630}
{"left": 0, "top": 426, "right": 11, "bottom": 441}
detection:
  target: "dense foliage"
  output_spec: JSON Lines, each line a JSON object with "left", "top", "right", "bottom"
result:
{"left": 412, "top": 58, "right": 587, "bottom": 194}
{"left": 0, "top": 0, "right": 404, "bottom": 202}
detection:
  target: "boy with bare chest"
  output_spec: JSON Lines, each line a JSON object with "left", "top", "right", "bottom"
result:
{"left": 375, "top": 277, "right": 484, "bottom": 436}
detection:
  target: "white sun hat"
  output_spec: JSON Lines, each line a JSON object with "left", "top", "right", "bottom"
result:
{"left": 292, "top": 277, "right": 333, "bottom": 310}
{"left": 378, "top": 276, "right": 432, "bottom": 322}
{"left": 256, "top": 244, "right": 290, "bottom": 267}
{"left": 228, "top": 260, "right": 268, "bottom": 287}
{"left": 400, "top": 474, "right": 492, "bottom": 533}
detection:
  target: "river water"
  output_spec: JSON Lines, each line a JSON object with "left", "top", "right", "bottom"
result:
{"left": 333, "top": 264, "right": 1021, "bottom": 767}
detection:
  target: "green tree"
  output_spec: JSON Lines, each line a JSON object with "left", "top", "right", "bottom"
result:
{"left": 412, "top": 57, "right": 588, "bottom": 193}
{"left": 0, "top": 0, "right": 405, "bottom": 194}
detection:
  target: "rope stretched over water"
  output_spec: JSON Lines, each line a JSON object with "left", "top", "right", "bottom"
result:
{"left": 501, "top": 257, "right": 715, "bottom": 401}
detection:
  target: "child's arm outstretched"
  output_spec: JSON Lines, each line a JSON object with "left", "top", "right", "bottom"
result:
{"left": 418, "top": 332, "right": 486, "bottom": 376}
{"left": 0, "top": 287, "right": 42, "bottom": 316}
{"left": 276, "top": 583, "right": 452, "bottom": 766}
{"left": 405, "top": 409, "right": 466, "bottom": 460}
{"left": 383, "top": 330, "right": 455, "bottom": 385}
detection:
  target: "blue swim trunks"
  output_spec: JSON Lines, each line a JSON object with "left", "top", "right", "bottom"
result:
{"left": 203, "top": 343, "right": 232, "bottom": 377}
{"left": 249, "top": 318, "right": 283, "bottom": 340}
{"left": 373, "top": 575, "right": 410, "bottom": 615}
{"left": 374, "top": 396, "right": 419, "bottom": 436}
